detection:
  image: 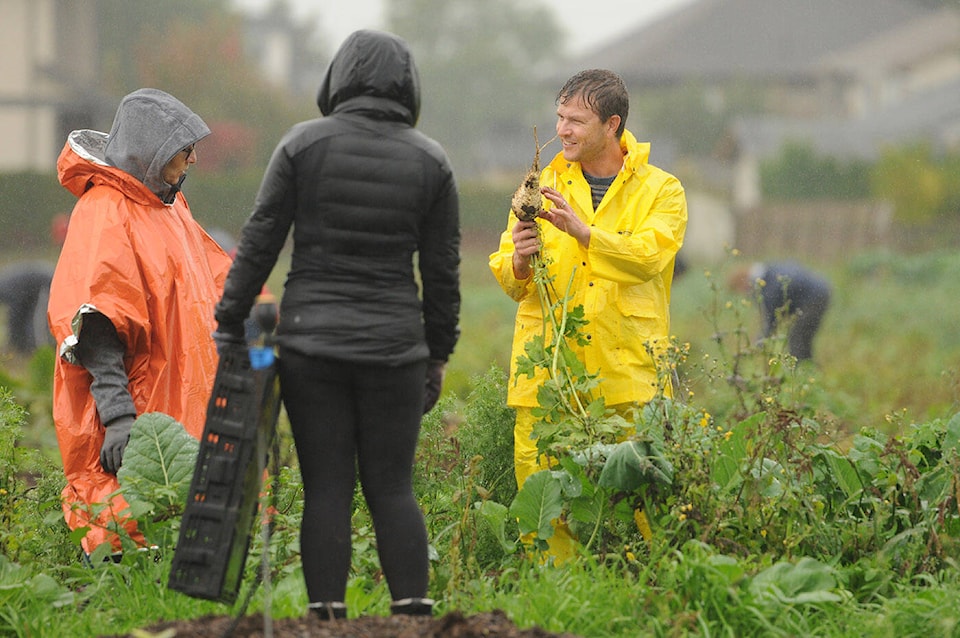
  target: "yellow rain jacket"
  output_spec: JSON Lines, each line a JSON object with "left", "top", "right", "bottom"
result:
{"left": 489, "top": 130, "right": 687, "bottom": 408}
{"left": 48, "top": 127, "right": 232, "bottom": 554}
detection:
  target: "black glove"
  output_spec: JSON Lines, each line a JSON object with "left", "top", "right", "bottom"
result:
{"left": 212, "top": 322, "right": 246, "bottom": 353}
{"left": 424, "top": 359, "right": 446, "bottom": 414}
{"left": 100, "top": 415, "right": 135, "bottom": 474}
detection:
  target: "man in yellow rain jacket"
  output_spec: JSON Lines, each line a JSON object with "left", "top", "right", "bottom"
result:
{"left": 489, "top": 69, "right": 687, "bottom": 560}
{"left": 48, "top": 89, "right": 233, "bottom": 557}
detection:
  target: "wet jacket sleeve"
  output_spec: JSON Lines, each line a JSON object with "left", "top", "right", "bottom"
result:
{"left": 417, "top": 159, "right": 461, "bottom": 362}
{"left": 74, "top": 312, "right": 137, "bottom": 426}
{"left": 488, "top": 214, "right": 536, "bottom": 302}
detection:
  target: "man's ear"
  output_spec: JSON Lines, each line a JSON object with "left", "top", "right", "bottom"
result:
{"left": 607, "top": 114, "right": 621, "bottom": 136}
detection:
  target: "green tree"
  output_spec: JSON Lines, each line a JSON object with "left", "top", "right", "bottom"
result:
{"left": 637, "top": 79, "right": 765, "bottom": 157}
{"left": 870, "top": 143, "right": 948, "bottom": 223}
{"left": 96, "top": 0, "right": 316, "bottom": 167}
{"left": 97, "top": 0, "right": 230, "bottom": 95}
{"left": 760, "top": 141, "right": 871, "bottom": 201}
{"left": 385, "top": 0, "right": 564, "bottom": 175}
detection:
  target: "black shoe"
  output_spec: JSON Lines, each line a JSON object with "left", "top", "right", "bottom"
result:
{"left": 308, "top": 601, "right": 347, "bottom": 620}
{"left": 390, "top": 597, "right": 434, "bottom": 616}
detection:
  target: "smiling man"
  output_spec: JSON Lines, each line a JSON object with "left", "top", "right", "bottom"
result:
{"left": 489, "top": 68, "right": 687, "bottom": 561}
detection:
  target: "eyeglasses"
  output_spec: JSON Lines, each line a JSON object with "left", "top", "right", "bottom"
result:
{"left": 181, "top": 144, "right": 196, "bottom": 160}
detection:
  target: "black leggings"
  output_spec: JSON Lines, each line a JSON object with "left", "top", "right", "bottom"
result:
{"left": 278, "top": 349, "right": 429, "bottom": 603}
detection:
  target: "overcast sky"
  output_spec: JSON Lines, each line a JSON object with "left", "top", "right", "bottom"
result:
{"left": 230, "top": 0, "right": 696, "bottom": 54}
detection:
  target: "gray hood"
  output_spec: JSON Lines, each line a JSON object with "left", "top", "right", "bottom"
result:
{"left": 317, "top": 29, "right": 421, "bottom": 125}
{"left": 103, "top": 88, "right": 211, "bottom": 204}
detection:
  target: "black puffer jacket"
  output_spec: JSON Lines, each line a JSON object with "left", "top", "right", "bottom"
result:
{"left": 216, "top": 30, "right": 461, "bottom": 365}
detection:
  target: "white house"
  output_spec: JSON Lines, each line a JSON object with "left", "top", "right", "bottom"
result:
{"left": 0, "top": 0, "right": 106, "bottom": 172}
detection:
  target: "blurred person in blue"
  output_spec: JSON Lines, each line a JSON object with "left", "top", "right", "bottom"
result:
{"left": 0, "top": 260, "right": 55, "bottom": 355}
{"left": 729, "top": 260, "right": 831, "bottom": 362}
{"left": 213, "top": 30, "right": 460, "bottom": 621}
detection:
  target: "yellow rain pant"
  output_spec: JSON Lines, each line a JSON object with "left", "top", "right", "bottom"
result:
{"left": 514, "top": 407, "right": 577, "bottom": 563}
{"left": 514, "top": 405, "right": 652, "bottom": 563}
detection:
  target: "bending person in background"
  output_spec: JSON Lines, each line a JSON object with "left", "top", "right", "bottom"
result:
{"left": 214, "top": 30, "right": 461, "bottom": 621}
{"left": 729, "top": 260, "right": 831, "bottom": 361}
{"left": 48, "top": 89, "right": 233, "bottom": 557}
{"left": 0, "top": 260, "right": 55, "bottom": 355}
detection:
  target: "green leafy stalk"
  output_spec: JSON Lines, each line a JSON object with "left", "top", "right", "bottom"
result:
{"left": 525, "top": 240, "right": 594, "bottom": 432}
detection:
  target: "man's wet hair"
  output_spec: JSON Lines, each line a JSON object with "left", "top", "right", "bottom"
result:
{"left": 556, "top": 69, "right": 629, "bottom": 138}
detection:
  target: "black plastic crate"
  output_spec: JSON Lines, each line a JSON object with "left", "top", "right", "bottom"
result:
{"left": 168, "top": 345, "right": 281, "bottom": 603}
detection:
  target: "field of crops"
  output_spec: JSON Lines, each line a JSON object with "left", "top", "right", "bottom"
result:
{"left": 1, "top": 246, "right": 959, "bottom": 637}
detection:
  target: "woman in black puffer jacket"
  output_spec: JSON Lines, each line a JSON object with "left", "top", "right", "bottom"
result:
{"left": 214, "top": 29, "right": 460, "bottom": 620}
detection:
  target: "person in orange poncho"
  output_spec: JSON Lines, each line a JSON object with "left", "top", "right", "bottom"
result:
{"left": 47, "top": 89, "right": 233, "bottom": 557}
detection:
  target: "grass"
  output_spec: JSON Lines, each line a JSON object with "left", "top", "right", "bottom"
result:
{"left": 2, "top": 246, "right": 960, "bottom": 637}
{"left": 668, "top": 249, "right": 960, "bottom": 435}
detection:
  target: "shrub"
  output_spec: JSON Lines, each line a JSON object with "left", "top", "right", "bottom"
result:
{"left": 760, "top": 141, "right": 871, "bottom": 201}
{"left": 0, "top": 387, "right": 72, "bottom": 568}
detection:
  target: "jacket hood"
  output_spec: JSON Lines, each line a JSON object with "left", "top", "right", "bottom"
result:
{"left": 317, "top": 29, "right": 421, "bottom": 125}
{"left": 101, "top": 88, "right": 211, "bottom": 204}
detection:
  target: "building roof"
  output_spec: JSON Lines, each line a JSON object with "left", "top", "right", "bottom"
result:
{"left": 819, "top": 7, "right": 960, "bottom": 79}
{"left": 733, "top": 77, "right": 960, "bottom": 161}
{"left": 571, "top": 0, "right": 938, "bottom": 83}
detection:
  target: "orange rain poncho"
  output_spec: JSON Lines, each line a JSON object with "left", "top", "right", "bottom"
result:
{"left": 48, "top": 101, "right": 232, "bottom": 554}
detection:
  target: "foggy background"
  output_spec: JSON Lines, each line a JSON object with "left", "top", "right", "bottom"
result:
{"left": 1, "top": 0, "right": 958, "bottom": 264}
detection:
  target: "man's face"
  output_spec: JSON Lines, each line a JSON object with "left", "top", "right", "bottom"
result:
{"left": 161, "top": 144, "right": 197, "bottom": 186}
{"left": 555, "top": 94, "right": 618, "bottom": 166}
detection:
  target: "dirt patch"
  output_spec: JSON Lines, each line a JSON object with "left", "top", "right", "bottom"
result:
{"left": 119, "top": 609, "right": 584, "bottom": 637}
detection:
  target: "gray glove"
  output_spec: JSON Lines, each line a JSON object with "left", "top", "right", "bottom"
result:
{"left": 100, "top": 415, "right": 134, "bottom": 474}
{"left": 424, "top": 359, "right": 446, "bottom": 414}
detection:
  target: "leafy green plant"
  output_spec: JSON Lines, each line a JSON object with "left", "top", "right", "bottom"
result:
{"left": 0, "top": 554, "right": 75, "bottom": 636}
{"left": 493, "top": 239, "right": 680, "bottom": 556}
{"left": 118, "top": 413, "right": 199, "bottom": 516}
{"left": 456, "top": 364, "right": 517, "bottom": 507}
{"left": 475, "top": 243, "right": 960, "bottom": 583}
{"left": 515, "top": 248, "right": 605, "bottom": 450}
{"left": 4, "top": 245, "right": 960, "bottom": 637}
{"left": 760, "top": 141, "right": 871, "bottom": 201}
{"left": 653, "top": 266, "right": 960, "bottom": 573}
{"left": 0, "top": 388, "right": 70, "bottom": 567}
{"left": 870, "top": 142, "right": 955, "bottom": 223}
{"left": 100, "top": 412, "right": 198, "bottom": 556}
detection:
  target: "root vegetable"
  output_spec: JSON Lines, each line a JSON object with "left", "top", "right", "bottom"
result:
{"left": 510, "top": 127, "right": 557, "bottom": 221}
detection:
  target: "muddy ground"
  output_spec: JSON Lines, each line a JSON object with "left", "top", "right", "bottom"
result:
{"left": 112, "top": 609, "right": 585, "bottom": 637}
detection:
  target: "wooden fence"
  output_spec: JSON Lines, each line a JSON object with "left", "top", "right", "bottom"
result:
{"left": 733, "top": 201, "right": 894, "bottom": 263}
